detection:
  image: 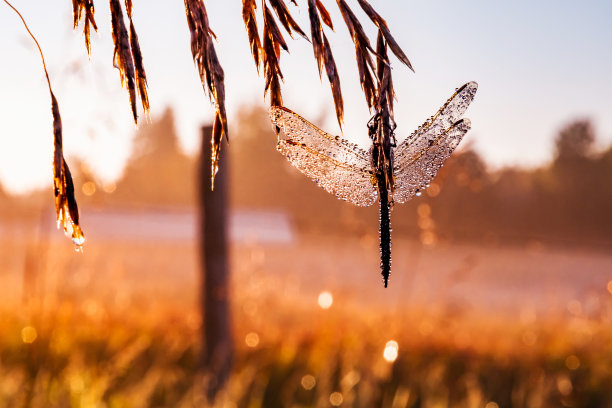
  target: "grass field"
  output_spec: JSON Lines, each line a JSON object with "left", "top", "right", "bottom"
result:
{"left": 1, "top": 226, "right": 612, "bottom": 407}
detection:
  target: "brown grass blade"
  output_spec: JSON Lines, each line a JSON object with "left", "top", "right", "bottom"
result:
{"left": 262, "top": 4, "right": 284, "bottom": 106}
{"left": 264, "top": 5, "right": 288, "bottom": 52}
{"left": 316, "top": 0, "right": 333, "bottom": 29}
{"left": 336, "top": 0, "right": 379, "bottom": 108}
{"left": 210, "top": 112, "right": 223, "bottom": 189}
{"left": 110, "top": 0, "right": 137, "bottom": 123}
{"left": 357, "top": 51, "right": 376, "bottom": 109}
{"left": 307, "top": 0, "right": 324, "bottom": 77}
{"left": 376, "top": 31, "right": 394, "bottom": 115}
{"left": 336, "top": 0, "right": 376, "bottom": 57}
{"left": 72, "top": 0, "right": 98, "bottom": 55}
{"left": 269, "top": 0, "right": 308, "bottom": 40}
{"left": 322, "top": 32, "right": 343, "bottom": 128}
{"left": 356, "top": 0, "right": 414, "bottom": 72}
{"left": 124, "top": 0, "right": 132, "bottom": 17}
{"left": 242, "top": 0, "right": 261, "bottom": 70}
{"left": 129, "top": 20, "right": 150, "bottom": 116}
{"left": 184, "top": 0, "right": 228, "bottom": 187}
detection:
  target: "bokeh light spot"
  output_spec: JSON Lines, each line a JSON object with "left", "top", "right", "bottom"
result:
{"left": 245, "top": 332, "right": 259, "bottom": 348}
{"left": 102, "top": 182, "right": 117, "bottom": 193}
{"left": 607, "top": 280, "right": 612, "bottom": 295}
{"left": 82, "top": 181, "right": 96, "bottom": 196}
{"left": 301, "top": 374, "right": 316, "bottom": 390}
{"left": 426, "top": 182, "right": 440, "bottom": 197}
{"left": 383, "top": 340, "right": 399, "bottom": 362}
{"left": 318, "top": 291, "right": 333, "bottom": 309}
{"left": 417, "top": 203, "right": 431, "bottom": 217}
{"left": 21, "top": 326, "right": 37, "bottom": 344}
{"left": 329, "top": 392, "right": 343, "bottom": 406}
{"left": 565, "top": 355, "right": 580, "bottom": 370}
{"left": 420, "top": 231, "right": 437, "bottom": 246}
{"left": 557, "top": 375, "right": 573, "bottom": 396}
{"left": 485, "top": 402, "right": 499, "bottom": 408}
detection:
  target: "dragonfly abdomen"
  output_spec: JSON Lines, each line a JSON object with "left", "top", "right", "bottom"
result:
{"left": 379, "top": 187, "right": 392, "bottom": 288}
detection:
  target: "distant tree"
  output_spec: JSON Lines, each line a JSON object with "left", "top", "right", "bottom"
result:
{"left": 113, "top": 108, "right": 196, "bottom": 207}
{"left": 554, "top": 119, "right": 595, "bottom": 161}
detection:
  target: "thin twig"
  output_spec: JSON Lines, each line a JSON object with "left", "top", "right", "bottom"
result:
{"left": 3, "top": 0, "right": 52, "bottom": 90}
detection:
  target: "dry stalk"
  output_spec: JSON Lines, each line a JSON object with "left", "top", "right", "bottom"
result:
{"left": 242, "top": 0, "right": 261, "bottom": 71}
{"left": 109, "top": 0, "right": 138, "bottom": 123}
{"left": 72, "top": 0, "right": 98, "bottom": 55}
{"left": 184, "top": 0, "right": 228, "bottom": 188}
{"left": 125, "top": 3, "right": 150, "bottom": 118}
{"left": 4, "top": 0, "right": 85, "bottom": 249}
{"left": 308, "top": 0, "right": 343, "bottom": 128}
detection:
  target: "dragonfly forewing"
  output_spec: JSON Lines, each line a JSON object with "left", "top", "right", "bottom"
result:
{"left": 270, "top": 106, "right": 378, "bottom": 207}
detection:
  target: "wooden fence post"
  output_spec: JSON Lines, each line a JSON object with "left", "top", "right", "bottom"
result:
{"left": 199, "top": 125, "right": 232, "bottom": 401}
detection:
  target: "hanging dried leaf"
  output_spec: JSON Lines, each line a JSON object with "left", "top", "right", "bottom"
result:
{"left": 262, "top": 4, "right": 285, "bottom": 106}
{"left": 322, "top": 32, "right": 343, "bottom": 128}
{"left": 129, "top": 20, "right": 150, "bottom": 116}
{"left": 307, "top": 0, "right": 324, "bottom": 77}
{"left": 184, "top": 0, "right": 228, "bottom": 188}
{"left": 6, "top": 0, "right": 85, "bottom": 249}
{"left": 316, "top": 0, "right": 333, "bottom": 29}
{"left": 264, "top": 5, "right": 288, "bottom": 52}
{"left": 124, "top": 0, "right": 132, "bottom": 17}
{"left": 72, "top": 0, "right": 98, "bottom": 55}
{"left": 109, "top": 0, "right": 137, "bottom": 123}
{"left": 269, "top": 0, "right": 308, "bottom": 40}
{"left": 210, "top": 111, "right": 223, "bottom": 189}
{"left": 376, "top": 31, "right": 394, "bottom": 116}
{"left": 242, "top": 0, "right": 261, "bottom": 70}
{"left": 356, "top": 0, "right": 414, "bottom": 71}
{"left": 52, "top": 92, "right": 85, "bottom": 249}
{"left": 336, "top": 0, "right": 378, "bottom": 109}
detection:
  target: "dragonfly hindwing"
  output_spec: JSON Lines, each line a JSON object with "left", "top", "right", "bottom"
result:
{"left": 270, "top": 106, "right": 378, "bottom": 207}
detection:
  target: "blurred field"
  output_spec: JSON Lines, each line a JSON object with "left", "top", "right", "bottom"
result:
{"left": 1, "top": 224, "right": 612, "bottom": 407}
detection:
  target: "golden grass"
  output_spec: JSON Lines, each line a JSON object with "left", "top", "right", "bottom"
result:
{"left": 1, "top": 233, "right": 612, "bottom": 407}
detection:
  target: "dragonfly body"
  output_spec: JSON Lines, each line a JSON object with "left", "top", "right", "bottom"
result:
{"left": 369, "top": 109, "right": 396, "bottom": 287}
{"left": 270, "top": 82, "right": 478, "bottom": 287}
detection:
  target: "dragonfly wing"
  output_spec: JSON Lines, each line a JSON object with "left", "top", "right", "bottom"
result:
{"left": 393, "top": 82, "right": 477, "bottom": 204}
{"left": 394, "top": 118, "right": 472, "bottom": 204}
{"left": 270, "top": 106, "right": 377, "bottom": 207}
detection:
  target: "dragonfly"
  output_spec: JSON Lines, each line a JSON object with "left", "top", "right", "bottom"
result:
{"left": 269, "top": 82, "right": 478, "bottom": 287}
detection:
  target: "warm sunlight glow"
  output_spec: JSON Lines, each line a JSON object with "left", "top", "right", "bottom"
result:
{"left": 607, "top": 280, "right": 612, "bottom": 295}
{"left": 318, "top": 291, "right": 333, "bottom": 309}
{"left": 567, "top": 300, "right": 582, "bottom": 315}
{"left": 21, "top": 326, "right": 37, "bottom": 344}
{"left": 301, "top": 375, "right": 316, "bottom": 390}
{"left": 245, "top": 332, "right": 260, "bottom": 348}
{"left": 383, "top": 340, "right": 399, "bottom": 362}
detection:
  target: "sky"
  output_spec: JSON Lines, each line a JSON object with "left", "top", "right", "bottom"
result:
{"left": 0, "top": 0, "right": 611, "bottom": 194}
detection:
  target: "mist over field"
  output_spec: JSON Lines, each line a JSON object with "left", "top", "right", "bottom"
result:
{"left": 1, "top": 105, "right": 612, "bottom": 406}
